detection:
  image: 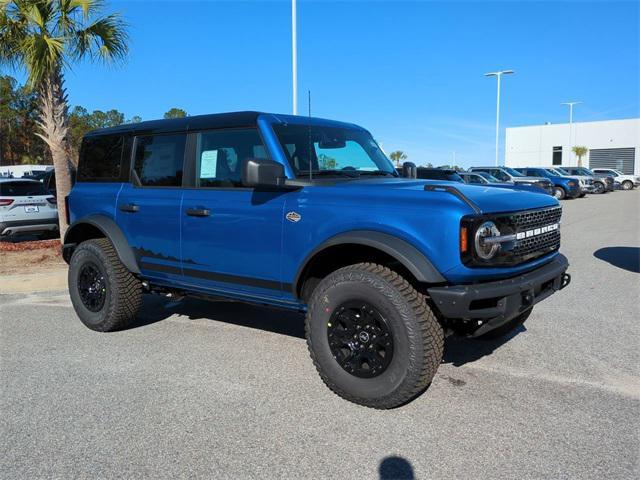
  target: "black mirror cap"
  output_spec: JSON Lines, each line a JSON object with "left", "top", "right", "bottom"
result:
{"left": 241, "top": 158, "right": 287, "bottom": 188}
{"left": 402, "top": 162, "right": 417, "bottom": 179}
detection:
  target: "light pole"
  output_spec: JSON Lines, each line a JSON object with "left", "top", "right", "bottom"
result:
{"left": 292, "top": 0, "right": 298, "bottom": 115}
{"left": 561, "top": 101, "right": 581, "bottom": 165}
{"left": 485, "top": 70, "right": 514, "bottom": 166}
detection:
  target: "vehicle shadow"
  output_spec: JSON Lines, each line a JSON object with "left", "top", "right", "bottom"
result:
{"left": 128, "top": 295, "right": 306, "bottom": 339}
{"left": 442, "top": 324, "right": 526, "bottom": 367}
{"left": 379, "top": 456, "right": 415, "bottom": 480}
{"left": 594, "top": 246, "right": 640, "bottom": 273}
{"left": 130, "top": 295, "right": 525, "bottom": 367}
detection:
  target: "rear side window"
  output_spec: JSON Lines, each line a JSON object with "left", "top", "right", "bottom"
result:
{"left": 0, "top": 181, "right": 48, "bottom": 196}
{"left": 133, "top": 134, "right": 186, "bottom": 187}
{"left": 78, "top": 135, "right": 123, "bottom": 181}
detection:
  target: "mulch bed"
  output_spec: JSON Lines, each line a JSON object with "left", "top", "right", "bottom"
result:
{"left": 0, "top": 239, "right": 62, "bottom": 253}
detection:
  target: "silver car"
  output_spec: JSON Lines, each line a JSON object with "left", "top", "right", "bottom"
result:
{"left": 0, "top": 179, "right": 59, "bottom": 238}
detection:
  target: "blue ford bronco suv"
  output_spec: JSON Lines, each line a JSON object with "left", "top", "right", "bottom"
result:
{"left": 64, "top": 112, "right": 571, "bottom": 409}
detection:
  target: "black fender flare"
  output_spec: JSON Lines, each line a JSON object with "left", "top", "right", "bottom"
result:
{"left": 293, "top": 230, "right": 445, "bottom": 296}
{"left": 63, "top": 214, "right": 140, "bottom": 274}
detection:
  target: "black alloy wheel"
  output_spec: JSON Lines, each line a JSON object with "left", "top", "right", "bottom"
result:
{"left": 327, "top": 301, "right": 394, "bottom": 378}
{"left": 77, "top": 262, "right": 107, "bottom": 312}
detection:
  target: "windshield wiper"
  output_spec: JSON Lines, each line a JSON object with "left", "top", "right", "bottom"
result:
{"left": 298, "top": 169, "right": 360, "bottom": 178}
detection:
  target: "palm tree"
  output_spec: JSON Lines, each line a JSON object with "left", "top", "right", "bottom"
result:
{"left": 572, "top": 146, "right": 588, "bottom": 167}
{"left": 389, "top": 150, "right": 407, "bottom": 167}
{"left": 0, "top": 0, "right": 128, "bottom": 236}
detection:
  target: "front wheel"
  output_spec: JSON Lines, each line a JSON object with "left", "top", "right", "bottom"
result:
{"left": 622, "top": 180, "right": 634, "bottom": 190}
{"left": 69, "top": 238, "right": 142, "bottom": 332}
{"left": 593, "top": 182, "right": 605, "bottom": 194}
{"left": 305, "top": 263, "right": 444, "bottom": 409}
{"left": 553, "top": 186, "right": 566, "bottom": 200}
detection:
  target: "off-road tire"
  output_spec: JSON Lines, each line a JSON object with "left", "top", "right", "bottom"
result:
{"left": 305, "top": 263, "right": 444, "bottom": 409}
{"left": 622, "top": 180, "right": 633, "bottom": 190}
{"left": 69, "top": 238, "right": 142, "bottom": 332}
{"left": 579, "top": 193, "right": 586, "bottom": 198}
{"left": 478, "top": 307, "right": 533, "bottom": 340}
{"left": 553, "top": 187, "right": 566, "bottom": 200}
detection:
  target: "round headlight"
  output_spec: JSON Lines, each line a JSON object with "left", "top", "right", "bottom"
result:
{"left": 475, "top": 221, "right": 501, "bottom": 260}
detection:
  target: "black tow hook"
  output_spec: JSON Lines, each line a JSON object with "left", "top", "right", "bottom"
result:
{"left": 560, "top": 273, "right": 571, "bottom": 290}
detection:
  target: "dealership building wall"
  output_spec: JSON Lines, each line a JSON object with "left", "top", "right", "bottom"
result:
{"left": 505, "top": 118, "right": 640, "bottom": 175}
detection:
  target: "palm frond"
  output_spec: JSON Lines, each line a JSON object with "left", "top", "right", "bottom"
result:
{"left": 72, "top": 12, "right": 127, "bottom": 62}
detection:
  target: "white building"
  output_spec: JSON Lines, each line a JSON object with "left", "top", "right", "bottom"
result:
{"left": 505, "top": 118, "right": 640, "bottom": 175}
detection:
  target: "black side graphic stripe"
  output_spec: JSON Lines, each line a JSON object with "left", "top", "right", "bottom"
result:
{"left": 140, "top": 262, "right": 291, "bottom": 291}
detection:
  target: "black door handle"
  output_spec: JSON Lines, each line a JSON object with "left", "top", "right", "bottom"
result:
{"left": 119, "top": 203, "right": 139, "bottom": 213}
{"left": 186, "top": 208, "right": 210, "bottom": 217}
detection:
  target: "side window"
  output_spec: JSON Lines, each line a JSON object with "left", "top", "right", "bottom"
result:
{"left": 468, "top": 175, "right": 484, "bottom": 184}
{"left": 492, "top": 169, "right": 508, "bottom": 181}
{"left": 193, "top": 128, "right": 268, "bottom": 188}
{"left": 133, "top": 134, "right": 186, "bottom": 187}
{"left": 78, "top": 135, "right": 123, "bottom": 181}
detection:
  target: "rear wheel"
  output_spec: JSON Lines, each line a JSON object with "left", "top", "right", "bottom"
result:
{"left": 622, "top": 180, "right": 633, "bottom": 190}
{"left": 553, "top": 186, "right": 566, "bottom": 200}
{"left": 305, "top": 263, "right": 444, "bottom": 409}
{"left": 69, "top": 238, "right": 142, "bottom": 332}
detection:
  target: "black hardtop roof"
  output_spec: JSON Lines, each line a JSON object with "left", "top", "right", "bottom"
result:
{"left": 84, "top": 111, "right": 366, "bottom": 138}
{"left": 85, "top": 111, "right": 264, "bottom": 137}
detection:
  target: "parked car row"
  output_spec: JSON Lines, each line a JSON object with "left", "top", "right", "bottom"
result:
{"left": 398, "top": 164, "right": 638, "bottom": 200}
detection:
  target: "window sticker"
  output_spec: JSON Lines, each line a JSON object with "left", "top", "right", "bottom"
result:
{"left": 200, "top": 150, "right": 218, "bottom": 178}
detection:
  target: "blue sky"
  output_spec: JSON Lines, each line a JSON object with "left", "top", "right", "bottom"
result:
{"left": 7, "top": 0, "right": 639, "bottom": 167}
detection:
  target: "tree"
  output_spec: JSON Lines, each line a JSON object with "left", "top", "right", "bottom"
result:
{"left": 572, "top": 146, "right": 588, "bottom": 167}
{"left": 389, "top": 150, "right": 407, "bottom": 167}
{"left": 164, "top": 108, "right": 187, "bottom": 119}
{"left": 1, "top": 0, "right": 129, "bottom": 237}
{"left": 0, "top": 74, "right": 50, "bottom": 165}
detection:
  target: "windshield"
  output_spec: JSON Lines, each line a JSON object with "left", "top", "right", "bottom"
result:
{"left": 272, "top": 124, "right": 397, "bottom": 178}
{"left": 503, "top": 167, "right": 525, "bottom": 177}
{"left": 554, "top": 168, "right": 570, "bottom": 175}
{"left": 477, "top": 172, "right": 501, "bottom": 183}
{"left": 578, "top": 168, "right": 594, "bottom": 175}
{"left": 545, "top": 168, "right": 563, "bottom": 176}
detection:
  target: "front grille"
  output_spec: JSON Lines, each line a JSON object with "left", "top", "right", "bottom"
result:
{"left": 499, "top": 206, "right": 562, "bottom": 263}
{"left": 512, "top": 230, "right": 560, "bottom": 258}
{"left": 507, "top": 206, "right": 562, "bottom": 231}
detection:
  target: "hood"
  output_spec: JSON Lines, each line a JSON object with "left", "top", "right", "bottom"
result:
{"left": 329, "top": 178, "right": 559, "bottom": 215}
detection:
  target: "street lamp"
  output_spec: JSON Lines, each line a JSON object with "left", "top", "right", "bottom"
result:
{"left": 292, "top": 0, "right": 298, "bottom": 115}
{"left": 485, "top": 70, "right": 514, "bottom": 166}
{"left": 561, "top": 101, "right": 581, "bottom": 165}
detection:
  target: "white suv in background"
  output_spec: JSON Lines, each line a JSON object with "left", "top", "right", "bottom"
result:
{"left": 0, "top": 179, "right": 59, "bottom": 238}
{"left": 591, "top": 169, "right": 640, "bottom": 190}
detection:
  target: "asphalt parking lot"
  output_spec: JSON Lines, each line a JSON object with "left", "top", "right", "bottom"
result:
{"left": 1, "top": 190, "right": 639, "bottom": 479}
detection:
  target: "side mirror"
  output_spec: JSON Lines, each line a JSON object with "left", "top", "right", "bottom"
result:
{"left": 242, "top": 158, "right": 287, "bottom": 188}
{"left": 401, "top": 162, "right": 417, "bottom": 179}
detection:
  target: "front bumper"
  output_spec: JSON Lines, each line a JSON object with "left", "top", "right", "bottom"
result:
{"left": 428, "top": 254, "right": 570, "bottom": 337}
